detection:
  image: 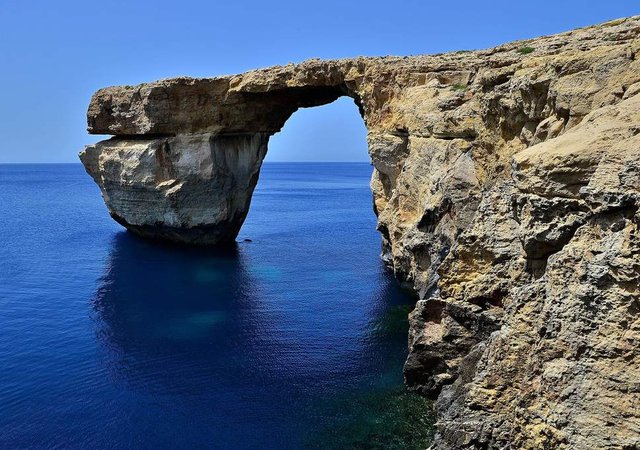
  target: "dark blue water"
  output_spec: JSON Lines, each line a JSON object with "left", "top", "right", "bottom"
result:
{"left": 0, "top": 163, "right": 431, "bottom": 449}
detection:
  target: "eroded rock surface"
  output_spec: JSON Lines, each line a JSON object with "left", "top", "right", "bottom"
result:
{"left": 80, "top": 16, "right": 640, "bottom": 449}
{"left": 81, "top": 133, "right": 267, "bottom": 244}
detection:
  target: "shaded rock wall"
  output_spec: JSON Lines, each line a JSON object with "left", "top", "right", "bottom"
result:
{"left": 80, "top": 16, "right": 640, "bottom": 449}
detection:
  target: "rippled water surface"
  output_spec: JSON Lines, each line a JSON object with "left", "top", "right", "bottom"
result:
{"left": 0, "top": 163, "right": 432, "bottom": 449}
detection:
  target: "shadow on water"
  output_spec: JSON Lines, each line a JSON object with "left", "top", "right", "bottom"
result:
{"left": 91, "top": 232, "right": 257, "bottom": 394}
{"left": 90, "top": 227, "right": 433, "bottom": 448}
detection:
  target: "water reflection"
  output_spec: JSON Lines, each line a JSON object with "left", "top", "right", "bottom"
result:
{"left": 91, "top": 233, "right": 258, "bottom": 394}
{"left": 92, "top": 231, "right": 411, "bottom": 388}
{"left": 89, "top": 223, "right": 416, "bottom": 447}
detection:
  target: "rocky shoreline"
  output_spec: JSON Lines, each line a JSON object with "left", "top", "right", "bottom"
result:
{"left": 81, "top": 16, "right": 640, "bottom": 449}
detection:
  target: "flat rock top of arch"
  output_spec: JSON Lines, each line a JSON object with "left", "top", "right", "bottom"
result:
{"left": 87, "top": 16, "right": 640, "bottom": 136}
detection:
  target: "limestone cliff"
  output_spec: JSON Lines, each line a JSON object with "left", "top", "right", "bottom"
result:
{"left": 80, "top": 16, "right": 640, "bottom": 449}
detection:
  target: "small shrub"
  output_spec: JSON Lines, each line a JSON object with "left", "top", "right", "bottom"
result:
{"left": 518, "top": 46, "right": 535, "bottom": 55}
{"left": 451, "top": 83, "right": 467, "bottom": 92}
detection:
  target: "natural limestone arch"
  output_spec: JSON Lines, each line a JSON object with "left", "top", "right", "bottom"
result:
{"left": 80, "top": 17, "right": 640, "bottom": 449}
{"left": 80, "top": 60, "right": 420, "bottom": 274}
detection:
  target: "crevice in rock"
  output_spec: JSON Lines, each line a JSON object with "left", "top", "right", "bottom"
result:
{"left": 524, "top": 198, "right": 639, "bottom": 278}
{"left": 418, "top": 198, "right": 453, "bottom": 233}
{"left": 468, "top": 290, "right": 507, "bottom": 310}
{"left": 112, "top": 133, "right": 177, "bottom": 139}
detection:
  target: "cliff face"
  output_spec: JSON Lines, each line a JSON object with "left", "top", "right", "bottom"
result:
{"left": 80, "top": 16, "right": 640, "bottom": 449}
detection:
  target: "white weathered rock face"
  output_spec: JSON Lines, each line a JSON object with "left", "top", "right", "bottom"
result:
{"left": 80, "top": 133, "right": 268, "bottom": 244}
{"left": 80, "top": 16, "right": 640, "bottom": 449}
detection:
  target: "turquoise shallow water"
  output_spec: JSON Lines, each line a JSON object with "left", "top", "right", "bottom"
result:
{"left": 0, "top": 163, "right": 432, "bottom": 449}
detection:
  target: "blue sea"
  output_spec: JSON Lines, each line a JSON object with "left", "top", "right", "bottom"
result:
{"left": 0, "top": 163, "right": 432, "bottom": 449}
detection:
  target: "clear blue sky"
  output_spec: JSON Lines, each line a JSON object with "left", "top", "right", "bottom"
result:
{"left": 0, "top": 1, "right": 637, "bottom": 163}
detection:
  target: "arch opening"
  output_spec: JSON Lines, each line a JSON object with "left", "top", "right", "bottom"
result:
{"left": 235, "top": 96, "right": 373, "bottom": 239}
{"left": 265, "top": 96, "right": 368, "bottom": 163}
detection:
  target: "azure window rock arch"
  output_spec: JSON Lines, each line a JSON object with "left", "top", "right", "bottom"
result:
{"left": 80, "top": 57, "right": 485, "bottom": 299}
{"left": 80, "top": 19, "right": 640, "bottom": 449}
{"left": 81, "top": 64, "right": 379, "bottom": 246}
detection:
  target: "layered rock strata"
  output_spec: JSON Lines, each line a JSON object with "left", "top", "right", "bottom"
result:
{"left": 80, "top": 16, "right": 640, "bottom": 449}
